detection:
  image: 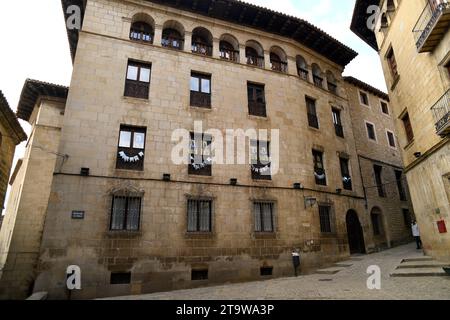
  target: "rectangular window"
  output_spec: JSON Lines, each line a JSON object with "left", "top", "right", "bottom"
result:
{"left": 306, "top": 97, "right": 319, "bottom": 129}
{"left": 254, "top": 202, "right": 275, "bottom": 233}
{"left": 248, "top": 83, "right": 266, "bottom": 117}
{"left": 318, "top": 205, "right": 332, "bottom": 233}
{"left": 360, "top": 91, "right": 369, "bottom": 106}
{"left": 313, "top": 150, "right": 327, "bottom": 186}
{"left": 366, "top": 122, "right": 376, "bottom": 141}
{"left": 110, "top": 272, "right": 132, "bottom": 285}
{"left": 402, "top": 209, "right": 411, "bottom": 228}
{"left": 124, "top": 60, "right": 151, "bottom": 99}
{"left": 190, "top": 72, "right": 211, "bottom": 108}
{"left": 401, "top": 112, "right": 414, "bottom": 144}
{"left": 251, "top": 140, "right": 271, "bottom": 180}
{"left": 116, "top": 126, "right": 146, "bottom": 171}
{"left": 191, "top": 269, "right": 209, "bottom": 281}
{"left": 332, "top": 108, "right": 344, "bottom": 138}
{"left": 387, "top": 131, "right": 396, "bottom": 148}
{"left": 110, "top": 196, "right": 141, "bottom": 231}
{"left": 386, "top": 48, "right": 399, "bottom": 78}
{"left": 381, "top": 101, "right": 389, "bottom": 114}
{"left": 189, "top": 133, "right": 212, "bottom": 176}
{"left": 395, "top": 170, "right": 407, "bottom": 201}
{"left": 374, "top": 165, "right": 386, "bottom": 197}
{"left": 187, "top": 199, "right": 212, "bottom": 233}
{"left": 340, "top": 157, "right": 352, "bottom": 191}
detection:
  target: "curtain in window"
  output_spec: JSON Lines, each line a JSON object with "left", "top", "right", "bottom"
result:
{"left": 111, "top": 196, "right": 126, "bottom": 230}
{"left": 126, "top": 197, "right": 141, "bottom": 231}
{"left": 254, "top": 203, "right": 262, "bottom": 232}
{"left": 188, "top": 200, "right": 198, "bottom": 232}
{"left": 262, "top": 203, "right": 273, "bottom": 232}
{"left": 199, "top": 201, "right": 211, "bottom": 232}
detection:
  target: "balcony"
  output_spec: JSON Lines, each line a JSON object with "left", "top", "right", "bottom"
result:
{"left": 431, "top": 89, "right": 450, "bottom": 136}
{"left": 313, "top": 75, "right": 324, "bottom": 88}
{"left": 413, "top": 1, "right": 450, "bottom": 53}
{"left": 192, "top": 43, "right": 212, "bottom": 56}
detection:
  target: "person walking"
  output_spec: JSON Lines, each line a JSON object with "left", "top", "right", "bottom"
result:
{"left": 411, "top": 221, "right": 422, "bottom": 250}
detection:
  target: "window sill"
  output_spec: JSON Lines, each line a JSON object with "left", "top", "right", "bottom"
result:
{"left": 190, "top": 106, "right": 212, "bottom": 112}
{"left": 105, "top": 231, "right": 142, "bottom": 238}
{"left": 308, "top": 126, "right": 320, "bottom": 132}
{"left": 390, "top": 75, "right": 400, "bottom": 91}
{"left": 404, "top": 139, "right": 415, "bottom": 151}
{"left": 248, "top": 114, "right": 269, "bottom": 121}
{"left": 253, "top": 232, "right": 277, "bottom": 239}
{"left": 122, "top": 96, "right": 150, "bottom": 103}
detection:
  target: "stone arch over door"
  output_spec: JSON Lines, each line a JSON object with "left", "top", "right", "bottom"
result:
{"left": 346, "top": 210, "right": 366, "bottom": 254}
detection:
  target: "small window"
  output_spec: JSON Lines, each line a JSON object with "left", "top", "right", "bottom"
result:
{"left": 318, "top": 205, "right": 332, "bottom": 233}
{"left": 254, "top": 202, "right": 275, "bottom": 233}
{"left": 250, "top": 140, "right": 271, "bottom": 180}
{"left": 332, "top": 108, "right": 344, "bottom": 138}
{"left": 381, "top": 101, "right": 389, "bottom": 114}
{"left": 192, "top": 269, "right": 208, "bottom": 281}
{"left": 116, "top": 126, "right": 146, "bottom": 171}
{"left": 260, "top": 267, "right": 273, "bottom": 276}
{"left": 374, "top": 165, "right": 386, "bottom": 198}
{"left": 110, "top": 196, "right": 141, "bottom": 231}
{"left": 189, "top": 132, "right": 212, "bottom": 176}
{"left": 387, "top": 131, "right": 396, "bottom": 148}
{"left": 360, "top": 91, "right": 369, "bottom": 106}
{"left": 371, "top": 213, "right": 383, "bottom": 236}
{"left": 340, "top": 157, "right": 352, "bottom": 191}
{"left": 366, "top": 122, "right": 377, "bottom": 141}
{"left": 306, "top": 97, "right": 319, "bottom": 129}
{"left": 401, "top": 112, "right": 414, "bottom": 144}
{"left": 395, "top": 170, "right": 407, "bottom": 201}
{"left": 187, "top": 199, "right": 212, "bottom": 233}
{"left": 190, "top": 72, "right": 211, "bottom": 108}
{"left": 124, "top": 60, "right": 151, "bottom": 99}
{"left": 110, "top": 272, "right": 131, "bottom": 285}
{"left": 247, "top": 83, "right": 266, "bottom": 117}
{"left": 313, "top": 150, "right": 327, "bottom": 186}
{"left": 386, "top": 48, "right": 399, "bottom": 78}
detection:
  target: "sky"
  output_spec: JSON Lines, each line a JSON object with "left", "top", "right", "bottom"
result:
{"left": 0, "top": 0, "right": 387, "bottom": 214}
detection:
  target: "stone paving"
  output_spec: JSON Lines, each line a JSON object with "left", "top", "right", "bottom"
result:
{"left": 106, "top": 244, "right": 450, "bottom": 300}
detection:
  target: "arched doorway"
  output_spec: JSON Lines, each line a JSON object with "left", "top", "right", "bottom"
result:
{"left": 346, "top": 210, "right": 366, "bottom": 254}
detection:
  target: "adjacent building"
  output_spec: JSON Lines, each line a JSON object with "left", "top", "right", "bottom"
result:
{"left": 0, "top": 0, "right": 412, "bottom": 299}
{"left": 351, "top": 0, "right": 450, "bottom": 260}
{"left": 0, "top": 91, "right": 27, "bottom": 214}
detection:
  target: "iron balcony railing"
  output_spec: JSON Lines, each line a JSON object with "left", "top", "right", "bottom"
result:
{"left": 298, "top": 68, "right": 309, "bottom": 81}
{"left": 270, "top": 61, "right": 288, "bottom": 73}
{"left": 413, "top": 1, "right": 450, "bottom": 51}
{"left": 192, "top": 43, "right": 213, "bottom": 56}
{"left": 431, "top": 88, "right": 450, "bottom": 136}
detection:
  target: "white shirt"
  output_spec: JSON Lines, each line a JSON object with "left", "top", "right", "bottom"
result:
{"left": 412, "top": 224, "right": 420, "bottom": 237}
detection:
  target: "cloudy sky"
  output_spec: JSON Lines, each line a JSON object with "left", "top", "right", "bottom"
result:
{"left": 0, "top": 0, "right": 386, "bottom": 214}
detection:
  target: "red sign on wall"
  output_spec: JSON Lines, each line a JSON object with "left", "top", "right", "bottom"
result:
{"left": 437, "top": 220, "right": 447, "bottom": 234}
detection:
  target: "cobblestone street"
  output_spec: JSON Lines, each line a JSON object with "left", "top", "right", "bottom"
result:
{"left": 107, "top": 244, "right": 450, "bottom": 300}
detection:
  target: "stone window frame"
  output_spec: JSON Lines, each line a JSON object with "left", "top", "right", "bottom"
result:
{"left": 250, "top": 199, "right": 278, "bottom": 236}
{"left": 317, "top": 202, "right": 336, "bottom": 235}
{"left": 358, "top": 90, "right": 370, "bottom": 107}
{"left": 184, "top": 195, "right": 216, "bottom": 237}
{"left": 379, "top": 99, "right": 390, "bottom": 116}
{"left": 385, "top": 129, "right": 397, "bottom": 149}
{"left": 364, "top": 120, "right": 378, "bottom": 142}
{"left": 107, "top": 185, "right": 145, "bottom": 234}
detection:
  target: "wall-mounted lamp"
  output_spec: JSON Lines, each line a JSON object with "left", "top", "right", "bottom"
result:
{"left": 163, "top": 174, "right": 171, "bottom": 181}
{"left": 293, "top": 183, "right": 304, "bottom": 190}
{"left": 336, "top": 188, "right": 342, "bottom": 195}
{"left": 414, "top": 152, "right": 422, "bottom": 159}
{"left": 80, "top": 168, "right": 90, "bottom": 176}
{"left": 230, "top": 178, "right": 238, "bottom": 186}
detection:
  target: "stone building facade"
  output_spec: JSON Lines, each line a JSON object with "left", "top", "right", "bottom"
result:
{"left": 0, "top": 0, "right": 411, "bottom": 299}
{"left": 0, "top": 91, "right": 27, "bottom": 213}
{"left": 351, "top": 0, "right": 450, "bottom": 260}
{"left": 345, "top": 77, "right": 414, "bottom": 250}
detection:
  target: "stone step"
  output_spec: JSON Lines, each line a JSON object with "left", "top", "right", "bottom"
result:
{"left": 397, "top": 260, "right": 449, "bottom": 269}
{"left": 333, "top": 263, "right": 353, "bottom": 268}
{"left": 390, "top": 267, "right": 449, "bottom": 278}
{"left": 401, "top": 257, "right": 434, "bottom": 263}
{"left": 316, "top": 268, "right": 344, "bottom": 275}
